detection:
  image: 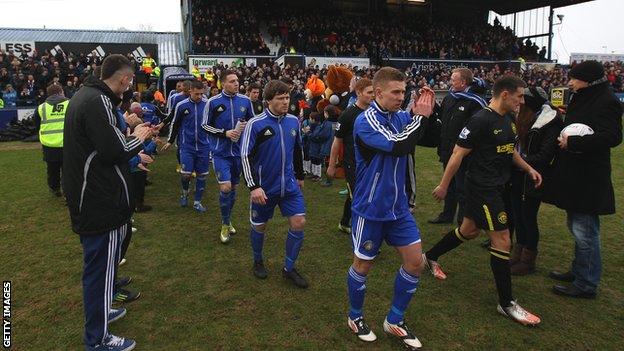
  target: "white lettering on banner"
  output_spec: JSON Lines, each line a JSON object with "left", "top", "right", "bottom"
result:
{"left": 305, "top": 56, "right": 370, "bottom": 68}
{"left": 0, "top": 41, "right": 35, "bottom": 56}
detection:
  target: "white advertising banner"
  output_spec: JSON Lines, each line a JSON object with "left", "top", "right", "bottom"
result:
{"left": 305, "top": 56, "right": 370, "bottom": 68}
{"left": 0, "top": 41, "right": 36, "bottom": 57}
{"left": 570, "top": 52, "right": 624, "bottom": 63}
{"left": 188, "top": 56, "right": 246, "bottom": 72}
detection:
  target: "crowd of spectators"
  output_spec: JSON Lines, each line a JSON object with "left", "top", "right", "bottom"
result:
{"left": 191, "top": 0, "right": 549, "bottom": 64}
{"left": 191, "top": 0, "right": 270, "bottom": 56}
{"left": 193, "top": 60, "right": 624, "bottom": 103}
{"left": 0, "top": 48, "right": 143, "bottom": 108}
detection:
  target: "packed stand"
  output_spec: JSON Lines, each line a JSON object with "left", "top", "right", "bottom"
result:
{"left": 0, "top": 48, "right": 144, "bottom": 108}
{"left": 190, "top": 0, "right": 270, "bottom": 55}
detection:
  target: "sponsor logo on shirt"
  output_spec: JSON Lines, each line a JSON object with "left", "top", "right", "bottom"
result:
{"left": 459, "top": 127, "right": 470, "bottom": 139}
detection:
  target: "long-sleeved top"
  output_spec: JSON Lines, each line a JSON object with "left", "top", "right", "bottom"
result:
{"left": 167, "top": 96, "right": 210, "bottom": 152}
{"left": 201, "top": 92, "right": 255, "bottom": 157}
{"left": 240, "top": 108, "right": 305, "bottom": 197}
{"left": 352, "top": 100, "right": 429, "bottom": 221}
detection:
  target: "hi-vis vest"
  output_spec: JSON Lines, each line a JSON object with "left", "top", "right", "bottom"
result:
{"left": 38, "top": 100, "right": 68, "bottom": 148}
{"left": 142, "top": 57, "right": 155, "bottom": 74}
{"left": 191, "top": 66, "right": 200, "bottom": 78}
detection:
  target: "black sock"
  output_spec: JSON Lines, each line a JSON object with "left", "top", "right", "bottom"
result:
{"left": 425, "top": 228, "right": 468, "bottom": 261}
{"left": 490, "top": 247, "right": 513, "bottom": 307}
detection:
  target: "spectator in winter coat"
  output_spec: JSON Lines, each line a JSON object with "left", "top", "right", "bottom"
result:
{"left": 547, "top": 61, "right": 623, "bottom": 299}
{"left": 308, "top": 108, "right": 335, "bottom": 182}
{"left": 509, "top": 87, "right": 563, "bottom": 276}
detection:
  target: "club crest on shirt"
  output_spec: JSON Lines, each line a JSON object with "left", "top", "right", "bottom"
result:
{"left": 291, "top": 129, "right": 297, "bottom": 137}
{"left": 498, "top": 211, "right": 508, "bottom": 224}
{"left": 458, "top": 106, "right": 465, "bottom": 111}
{"left": 240, "top": 106, "right": 246, "bottom": 113}
{"left": 511, "top": 122, "right": 517, "bottom": 135}
{"left": 459, "top": 127, "right": 470, "bottom": 139}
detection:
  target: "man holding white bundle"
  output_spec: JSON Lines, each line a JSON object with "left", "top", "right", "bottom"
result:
{"left": 548, "top": 60, "right": 623, "bottom": 298}
{"left": 202, "top": 69, "right": 255, "bottom": 243}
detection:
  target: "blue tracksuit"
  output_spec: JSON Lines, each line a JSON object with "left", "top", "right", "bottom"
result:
{"left": 168, "top": 97, "right": 210, "bottom": 175}
{"left": 140, "top": 102, "right": 165, "bottom": 125}
{"left": 201, "top": 92, "right": 255, "bottom": 157}
{"left": 351, "top": 100, "right": 430, "bottom": 259}
{"left": 241, "top": 108, "right": 305, "bottom": 224}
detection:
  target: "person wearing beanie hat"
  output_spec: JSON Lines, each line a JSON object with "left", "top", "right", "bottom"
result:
{"left": 568, "top": 60, "right": 607, "bottom": 86}
{"left": 546, "top": 60, "right": 623, "bottom": 298}
{"left": 508, "top": 87, "right": 563, "bottom": 276}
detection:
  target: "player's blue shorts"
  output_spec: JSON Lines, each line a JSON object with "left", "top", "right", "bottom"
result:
{"left": 351, "top": 213, "right": 421, "bottom": 260}
{"left": 213, "top": 156, "right": 242, "bottom": 185}
{"left": 250, "top": 190, "right": 306, "bottom": 225}
{"left": 180, "top": 148, "right": 210, "bottom": 175}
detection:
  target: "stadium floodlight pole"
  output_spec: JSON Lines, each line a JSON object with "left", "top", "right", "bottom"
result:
{"left": 547, "top": 8, "right": 553, "bottom": 61}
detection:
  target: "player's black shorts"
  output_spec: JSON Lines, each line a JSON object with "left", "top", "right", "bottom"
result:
{"left": 344, "top": 161, "right": 355, "bottom": 199}
{"left": 463, "top": 182, "right": 509, "bottom": 231}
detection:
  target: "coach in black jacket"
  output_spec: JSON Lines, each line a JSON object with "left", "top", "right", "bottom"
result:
{"left": 430, "top": 68, "right": 487, "bottom": 224}
{"left": 63, "top": 54, "right": 152, "bottom": 350}
{"left": 547, "top": 61, "right": 623, "bottom": 299}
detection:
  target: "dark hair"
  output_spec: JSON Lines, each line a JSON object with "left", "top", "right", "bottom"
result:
{"left": 181, "top": 80, "right": 192, "bottom": 91}
{"left": 190, "top": 80, "right": 204, "bottom": 90}
{"left": 101, "top": 54, "right": 133, "bottom": 80}
{"left": 263, "top": 80, "right": 290, "bottom": 101}
{"left": 46, "top": 83, "right": 63, "bottom": 96}
{"left": 141, "top": 90, "right": 154, "bottom": 102}
{"left": 309, "top": 112, "right": 321, "bottom": 123}
{"left": 247, "top": 82, "right": 261, "bottom": 93}
{"left": 324, "top": 105, "right": 341, "bottom": 119}
{"left": 220, "top": 69, "right": 238, "bottom": 82}
{"left": 93, "top": 66, "right": 102, "bottom": 79}
{"left": 492, "top": 75, "right": 527, "bottom": 97}
{"left": 372, "top": 67, "right": 405, "bottom": 88}
{"left": 280, "top": 77, "right": 294, "bottom": 86}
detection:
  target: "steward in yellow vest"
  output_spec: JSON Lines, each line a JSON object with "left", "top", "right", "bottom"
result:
{"left": 34, "top": 84, "right": 68, "bottom": 196}
{"left": 142, "top": 53, "right": 156, "bottom": 74}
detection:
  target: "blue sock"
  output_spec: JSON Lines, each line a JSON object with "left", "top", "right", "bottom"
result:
{"left": 181, "top": 176, "right": 190, "bottom": 195}
{"left": 387, "top": 266, "right": 420, "bottom": 324}
{"left": 347, "top": 266, "right": 367, "bottom": 320}
{"left": 284, "top": 229, "right": 304, "bottom": 271}
{"left": 219, "top": 191, "right": 231, "bottom": 225}
{"left": 228, "top": 189, "right": 237, "bottom": 216}
{"left": 250, "top": 227, "right": 264, "bottom": 262}
{"left": 194, "top": 176, "right": 206, "bottom": 202}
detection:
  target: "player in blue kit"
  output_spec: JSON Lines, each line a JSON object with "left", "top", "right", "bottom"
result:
{"left": 345, "top": 67, "right": 435, "bottom": 350}
{"left": 163, "top": 80, "right": 210, "bottom": 212}
{"left": 240, "top": 80, "right": 308, "bottom": 288}
{"left": 202, "top": 69, "right": 255, "bottom": 243}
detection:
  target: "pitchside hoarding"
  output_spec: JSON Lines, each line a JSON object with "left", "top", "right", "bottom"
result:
{"left": 304, "top": 56, "right": 370, "bottom": 68}
{"left": 384, "top": 58, "right": 521, "bottom": 71}
{"left": 188, "top": 55, "right": 274, "bottom": 73}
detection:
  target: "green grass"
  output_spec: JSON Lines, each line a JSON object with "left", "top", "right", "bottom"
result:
{"left": 1, "top": 141, "right": 623, "bottom": 350}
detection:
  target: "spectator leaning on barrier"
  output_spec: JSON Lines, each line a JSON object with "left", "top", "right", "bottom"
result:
{"left": 33, "top": 83, "right": 68, "bottom": 197}
{"left": 547, "top": 60, "right": 623, "bottom": 299}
